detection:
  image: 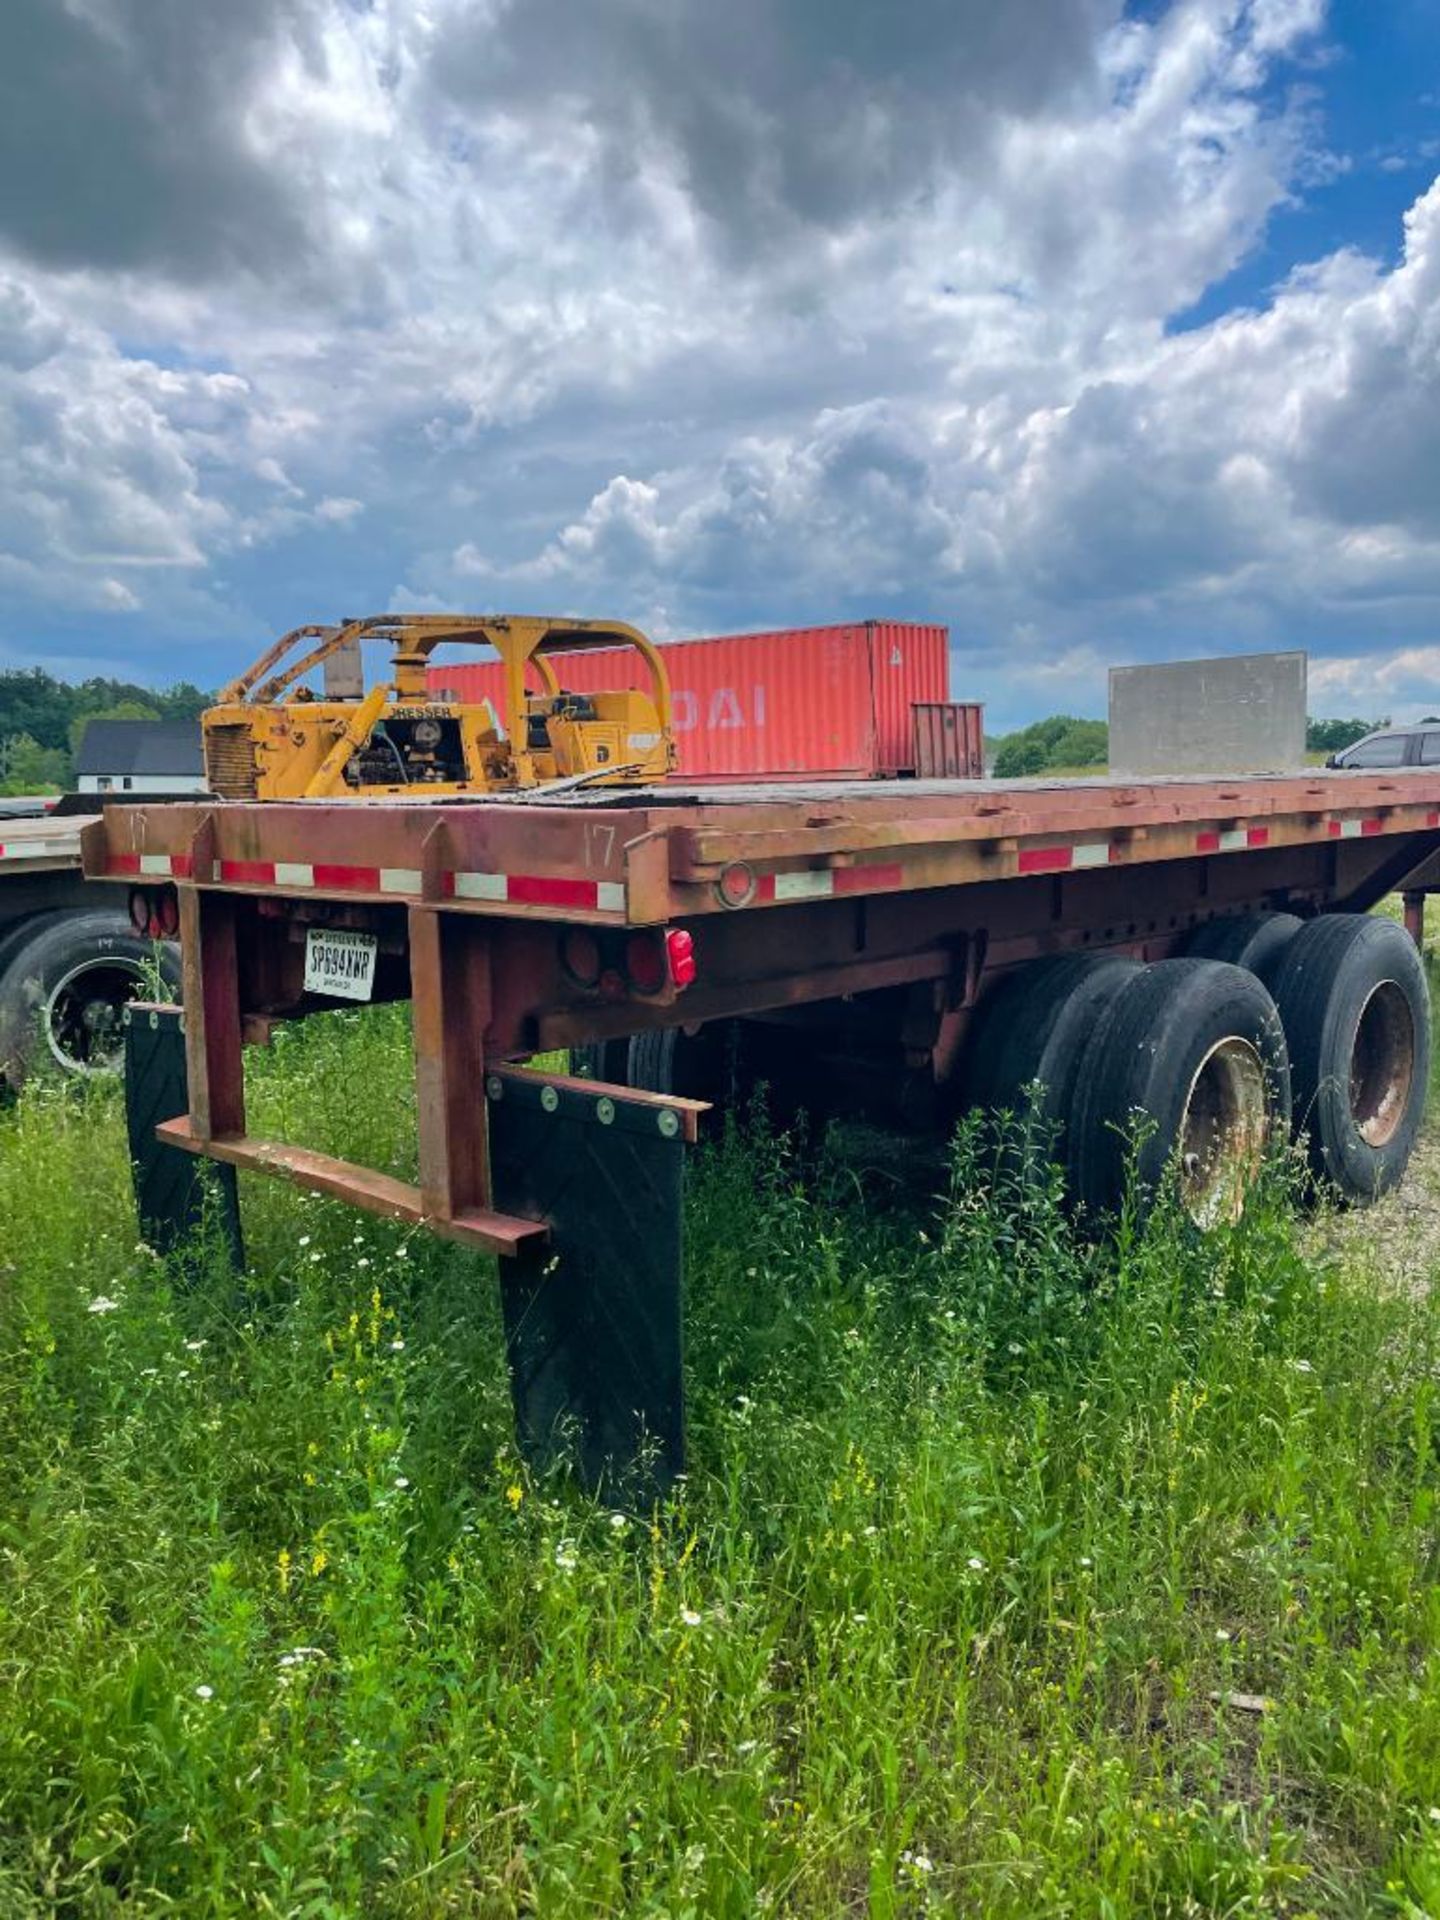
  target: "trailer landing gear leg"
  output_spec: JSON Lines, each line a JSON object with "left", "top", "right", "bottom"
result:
{"left": 487, "top": 1068, "right": 706, "bottom": 1495}
{"left": 123, "top": 1002, "right": 243, "bottom": 1268}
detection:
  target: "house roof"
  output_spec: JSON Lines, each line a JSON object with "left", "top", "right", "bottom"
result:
{"left": 74, "top": 719, "right": 204, "bottom": 778}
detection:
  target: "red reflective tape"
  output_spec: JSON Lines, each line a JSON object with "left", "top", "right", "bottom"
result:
{"left": 1246, "top": 827, "right": 1270, "bottom": 847}
{"left": 1327, "top": 821, "right": 1342, "bottom": 838}
{"left": 107, "top": 853, "right": 142, "bottom": 875}
{"left": 169, "top": 854, "right": 193, "bottom": 878}
{"left": 754, "top": 875, "right": 777, "bottom": 903}
{"left": 507, "top": 874, "right": 599, "bottom": 909}
{"left": 1428, "top": 812, "right": 1440, "bottom": 829}
{"left": 313, "top": 863, "right": 381, "bottom": 891}
{"left": 1362, "top": 817, "right": 1384, "bottom": 836}
{"left": 1195, "top": 831, "right": 1221, "bottom": 854}
{"left": 834, "top": 862, "right": 905, "bottom": 894}
{"left": 1018, "top": 845, "right": 1073, "bottom": 875}
{"left": 220, "top": 859, "right": 276, "bottom": 885}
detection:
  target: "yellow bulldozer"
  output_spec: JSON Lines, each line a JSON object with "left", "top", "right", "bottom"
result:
{"left": 202, "top": 613, "right": 677, "bottom": 800}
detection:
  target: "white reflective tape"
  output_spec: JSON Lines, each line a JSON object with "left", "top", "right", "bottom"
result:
{"left": 596, "top": 880, "right": 626, "bottom": 914}
{"left": 453, "top": 870, "right": 508, "bottom": 901}
{"left": 1071, "top": 841, "right": 1111, "bottom": 869}
{"left": 0, "top": 840, "right": 78, "bottom": 863}
{"left": 1218, "top": 828, "right": 1249, "bottom": 852}
{"left": 774, "top": 870, "right": 835, "bottom": 901}
{"left": 1338, "top": 818, "right": 1364, "bottom": 839}
{"left": 379, "top": 867, "right": 423, "bottom": 894}
{"left": 274, "top": 862, "right": 316, "bottom": 887}
{"left": 139, "top": 853, "right": 173, "bottom": 876}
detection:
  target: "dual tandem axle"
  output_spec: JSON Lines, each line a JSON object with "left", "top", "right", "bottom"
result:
{"left": 89, "top": 767, "right": 1440, "bottom": 1484}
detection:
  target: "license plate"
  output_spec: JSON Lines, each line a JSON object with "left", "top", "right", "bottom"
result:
{"left": 304, "top": 928, "right": 378, "bottom": 1002}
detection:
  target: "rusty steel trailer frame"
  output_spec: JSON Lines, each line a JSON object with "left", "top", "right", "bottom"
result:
{"left": 86, "top": 770, "right": 1440, "bottom": 1476}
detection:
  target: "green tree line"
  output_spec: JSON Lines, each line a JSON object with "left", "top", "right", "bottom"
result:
{"left": 0, "top": 668, "right": 211, "bottom": 793}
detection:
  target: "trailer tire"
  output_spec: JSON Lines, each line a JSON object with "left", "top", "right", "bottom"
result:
{"left": 1068, "top": 958, "right": 1291, "bottom": 1227}
{"left": 1267, "top": 914, "right": 1430, "bottom": 1204}
{"left": 0, "top": 909, "right": 78, "bottom": 985}
{"left": 964, "top": 953, "right": 1141, "bottom": 1142}
{"left": 1185, "top": 911, "right": 1304, "bottom": 984}
{"left": 627, "top": 1022, "right": 747, "bottom": 1112}
{"left": 0, "top": 911, "right": 180, "bottom": 1087}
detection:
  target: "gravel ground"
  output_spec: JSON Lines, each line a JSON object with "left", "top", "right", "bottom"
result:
{"left": 1306, "top": 1121, "right": 1440, "bottom": 1296}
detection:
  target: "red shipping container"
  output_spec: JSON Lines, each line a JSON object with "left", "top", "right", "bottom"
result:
{"left": 426, "top": 620, "right": 949, "bottom": 780}
{"left": 912, "top": 702, "right": 986, "bottom": 779}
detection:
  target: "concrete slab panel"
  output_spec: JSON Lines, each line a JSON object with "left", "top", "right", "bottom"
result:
{"left": 1109, "top": 651, "right": 1307, "bottom": 777}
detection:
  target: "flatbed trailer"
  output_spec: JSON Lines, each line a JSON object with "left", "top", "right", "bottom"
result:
{"left": 87, "top": 768, "right": 1440, "bottom": 1483}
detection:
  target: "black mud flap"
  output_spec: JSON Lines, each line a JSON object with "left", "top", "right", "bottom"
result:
{"left": 487, "top": 1068, "right": 696, "bottom": 1494}
{"left": 123, "top": 1003, "right": 243, "bottom": 1268}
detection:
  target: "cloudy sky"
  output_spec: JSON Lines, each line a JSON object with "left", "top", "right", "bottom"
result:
{"left": 0, "top": 0, "right": 1436, "bottom": 727}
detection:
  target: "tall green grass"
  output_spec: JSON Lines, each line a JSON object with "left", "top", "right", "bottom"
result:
{"left": 1, "top": 1006, "right": 1439, "bottom": 1915}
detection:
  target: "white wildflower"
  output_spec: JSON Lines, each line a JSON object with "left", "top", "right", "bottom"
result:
{"left": 87, "top": 1296, "right": 120, "bottom": 1315}
{"left": 737, "top": 1738, "right": 758, "bottom": 1756}
{"left": 184, "top": 1339, "right": 206, "bottom": 1353}
{"left": 298, "top": 1236, "right": 311, "bottom": 1248}
{"left": 390, "top": 1338, "right": 405, "bottom": 1352}
{"left": 393, "top": 1475, "right": 410, "bottom": 1490}
{"left": 194, "top": 1684, "right": 214, "bottom": 1701}
{"left": 967, "top": 1556, "right": 985, "bottom": 1572}
{"left": 1080, "top": 1556, "right": 1093, "bottom": 1569}
{"left": 679, "top": 1607, "right": 702, "bottom": 1627}
{"left": 609, "top": 1512, "right": 628, "bottom": 1532}
{"left": 554, "top": 1542, "right": 579, "bottom": 1573}
{"left": 901, "top": 1849, "right": 934, "bottom": 1876}
{"left": 1215, "top": 1628, "right": 1232, "bottom": 1643}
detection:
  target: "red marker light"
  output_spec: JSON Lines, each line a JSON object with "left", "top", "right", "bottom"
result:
{"left": 624, "top": 928, "right": 698, "bottom": 995}
{"left": 624, "top": 931, "right": 666, "bottom": 995}
{"left": 561, "top": 926, "right": 602, "bottom": 988}
{"left": 127, "top": 887, "right": 151, "bottom": 934}
{"left": 716, "top": 861, "right": 755, "bottom": 909}
{"left": 665, "top": 927, "right": 697, "bottom": 989}
{"left": 155, "top": 890, "right": 180, "bottom": 938}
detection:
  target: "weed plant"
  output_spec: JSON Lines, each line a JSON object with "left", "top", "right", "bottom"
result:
{"left": 1, "top": 1005, "right": 1438, "bottom": 1915}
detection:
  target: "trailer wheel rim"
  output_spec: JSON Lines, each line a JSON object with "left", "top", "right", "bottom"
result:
{"left": 44, "top": 957, "right": 150, "bottom": 1076}
{"left": 1349, "top": 979, "right": 1414, "bottom": 1148}
{"left": 1178, "top": 1035, "right": 1268, "bottom": 1227}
